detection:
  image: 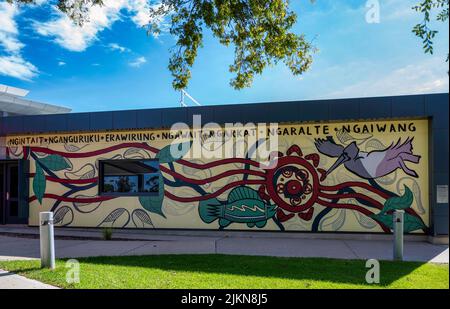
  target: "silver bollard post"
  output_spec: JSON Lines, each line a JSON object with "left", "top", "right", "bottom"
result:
{"left": 393, "top": 210, "right": 404, "bottom": 261}
{"left": 40, "top": 212, "right": 55, "bottom": 269}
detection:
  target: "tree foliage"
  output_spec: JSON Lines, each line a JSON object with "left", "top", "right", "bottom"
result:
{"left": 149, "top": 0, "right": 314, "bottom": 90}
{"left": 9, "top": 0, "right": 315, "bottom": 90}
{"left": 412, "top": 0, "right": 449, "bottom": 61}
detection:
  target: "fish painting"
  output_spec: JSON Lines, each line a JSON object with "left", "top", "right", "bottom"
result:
{"left": 199, "top": 186, "right": 277, "bottom": 229}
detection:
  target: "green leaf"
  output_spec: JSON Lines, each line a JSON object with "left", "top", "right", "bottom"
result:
{"left": 381, "top": 185, "right": 413, "bottom": 214}
{"left": 370, "top": 212, "right": 426, "bottom": 233}
{"left": 156, "top": 142, "right": 191, "bottom": 163}
{"left": 39, "top": 154, "right": 71, "bottom": 171}
{"left": 33, "top": 164, "right": 46, "bottom": 204}
{"left": 370, "top": 213, "right": 394, "bottom": 230}
{"left": 403, "top": 213, "right": 426, "bottom": 233}
{"left": 138, "top": 173, "right": 166, "bottom": 218}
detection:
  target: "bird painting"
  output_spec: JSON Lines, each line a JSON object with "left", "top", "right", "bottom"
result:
{"left": 314, "top": 136, "right": 421, "bottom": 180}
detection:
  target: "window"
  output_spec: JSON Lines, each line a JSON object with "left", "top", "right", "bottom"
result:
{"left": 99, "top": 159, "right": 160, "bottom": 196}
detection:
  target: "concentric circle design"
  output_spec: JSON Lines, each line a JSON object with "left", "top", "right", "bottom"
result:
{"left": 265, "top": 156, "right": 319, "bottom": 213}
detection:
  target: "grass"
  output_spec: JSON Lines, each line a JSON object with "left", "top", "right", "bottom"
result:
{"left": 0, "top": 255, "right": 448, "bottom": 289}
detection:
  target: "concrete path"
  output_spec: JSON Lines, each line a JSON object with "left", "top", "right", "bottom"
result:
{"left": 0, "top": 234, "right": 447, "bottom": 263}
{"left": 0, "top": 269, "right": 58, "bottom": 289}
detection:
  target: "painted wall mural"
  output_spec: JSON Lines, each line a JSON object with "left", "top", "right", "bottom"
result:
{"left": 5, "top": 118, "right": 429, "bottom": 233}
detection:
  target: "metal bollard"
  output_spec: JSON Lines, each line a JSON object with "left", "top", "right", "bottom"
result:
{"left": 393, "top": 210, "right": 404, "bottom": 261}
{"left": 40, "top": 212, "right": 55, "bottom": 269}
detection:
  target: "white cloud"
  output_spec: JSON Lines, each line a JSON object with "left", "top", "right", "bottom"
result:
{"left": 130, "top": 0, "right": 152, "bottom": 27}
{"left": 0, "top": 55, "right": 38, "bottom": 81}
{"left": 33, "top": 1, "right": 123, "bottom": 52}
{"left": 108, "top": 42, "right": 129, "bottom": 53}
{"left": 0, "top": 2, "right": 39, "bottom": 81}
{"left": 128, "top": 0, "right": 170, "bottom": 28}
{"left": 129, "top": 56, "right": 147, "bottom": 67}
{"left": 32, "top": 0, "right": 48, "bottom": 6}
{"left": 0, "top": 2, "right": 23, "bottom": 53}
{"left": 0, "top": 2, "right": 18, "bottom": 34}
{"left": 0, "top": 0, "right": 164, "bottom": 81}
{"left": 34, "top": 0, "right": 167, "bottom": 52}
{"left": 322, "top": 57, "right": 449, "bottom": 99}
{"left": 0, "top": 32, "right": 24, "bottom": 53}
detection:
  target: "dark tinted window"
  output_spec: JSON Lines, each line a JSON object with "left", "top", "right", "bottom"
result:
{"left": 99, "top": 160, "right": 160, "bottom": 195}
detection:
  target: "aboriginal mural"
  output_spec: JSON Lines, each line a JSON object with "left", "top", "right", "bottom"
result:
{"left": 5, "top": 118, "right": 430, "bottom": 234}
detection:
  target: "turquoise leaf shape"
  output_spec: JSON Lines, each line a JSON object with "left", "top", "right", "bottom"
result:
{"left": 403, "top": 213, "right": 426, "bottom": 233}
{"left": 39, "top": 154, "right": 71, "bottom": 171}
{"left": 138, "top": 172, "right": 166, "bottom": 218}
{"left": 33, "top": 164, "right": 46, "bottom": 204}
{"left": 370, "top": 212, "right": 425, "bottom": 233}
{"left": 380, "top": 185, "right": 413, "bottom": 214}
{"left": 370, "top": 185, "right": 425, "bottom": 233}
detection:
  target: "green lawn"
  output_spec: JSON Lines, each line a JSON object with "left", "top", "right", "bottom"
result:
{"left": 0, "top": 255, "right": 448, "bottom": 289}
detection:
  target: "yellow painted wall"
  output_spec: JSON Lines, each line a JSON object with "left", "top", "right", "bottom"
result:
{"left": 6, "top": 118, "right": 429, "bottom": 233}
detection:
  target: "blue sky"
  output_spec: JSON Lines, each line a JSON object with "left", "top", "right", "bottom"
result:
{"left": 0, "top": 0, "right": 448, "bottom": 112}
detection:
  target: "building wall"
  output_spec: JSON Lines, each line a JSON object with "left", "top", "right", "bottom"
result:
{"left": 6, "top": 118, "right": 430, "bottom": 233}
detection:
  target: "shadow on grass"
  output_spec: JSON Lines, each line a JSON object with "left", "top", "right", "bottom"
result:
{"left": 60, "top": 254, "right": 432, "bottom": 287}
